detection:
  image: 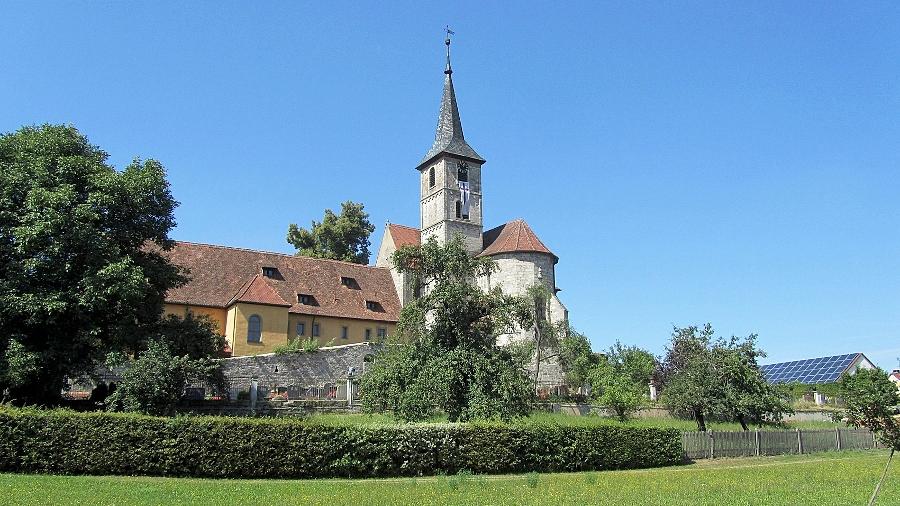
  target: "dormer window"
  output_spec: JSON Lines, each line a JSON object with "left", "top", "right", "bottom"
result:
{"left": 340, "top": 276, "right": 359, "bottom": 289}
{"left": 261, "top": 266, "right": 279, "bottom": 279}
{"left": 365, "top": 300, "right": 384, "bottom": 312}
{"left": 297, "top": 293, "right": 315, "bottom": 305}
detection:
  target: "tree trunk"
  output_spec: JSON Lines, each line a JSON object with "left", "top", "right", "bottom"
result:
{"left": 738, "top": 415, "right": 749, "bottom": 431}
{"left": 868, "top": 448, "right": 894, "bottom": 506}
{"left": 533, "top": 321, "right": 542, "bottom": 395}
{"left": 695, "top": 409, "right": 707, "bottom": 432}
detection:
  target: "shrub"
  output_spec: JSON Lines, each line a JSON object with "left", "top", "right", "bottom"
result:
{"left": 0, "top": 407, "right": 682, "bottom": 478}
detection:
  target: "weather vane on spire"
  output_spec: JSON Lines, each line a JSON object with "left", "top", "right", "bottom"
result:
{"left": 445, "top": 26, "right": 455, "bottom": 75}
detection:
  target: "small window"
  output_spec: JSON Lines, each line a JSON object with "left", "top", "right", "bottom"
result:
{"left": 457, "top": 161, "right": 469, "bottom": 182}
{"left": 377, "top": 327, "right": 387, "bottom": 339}
{"left": 455, "top": 201, "right": 462, "bottom": 219}
{"left": 365, "top": 328, "right": 372, "bottom": 340}
{"left": 312, "top": 323, "right": 320, "bottom": 337}
{"left": 261, "top": 267, "right": 279, "bottom": 279}
{"left": 365, "top": 300, "right": 383, "bottom": 312}
{"left": 298, "top": 293, "right": 313, "bottom": 305}
{"left": 341, "top": 326, "right": 348, "bottom": 340}
{"left": 247, "top": 315, "right": 262, "bottom": 343}
{"left": 340, "top": 276, "right": 359, "bottom": 289}
{"left": 296, "top": 322, "right": 305, "bottom": 336}
{"left": 429, "top": 166, "right": 435, "bottom": 188}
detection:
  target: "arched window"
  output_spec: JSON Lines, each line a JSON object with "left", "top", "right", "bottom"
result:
{"left": 429, "top": 166, "right": 435, "bottom": 188}
{"left": 247, "top": 315, "right": 262, "bottom": 343}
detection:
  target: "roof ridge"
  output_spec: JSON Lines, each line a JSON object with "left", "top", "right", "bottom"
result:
{"left": 173, "top": 240, "right": 390, "bottom": 270}
{"left": 388, "top": 223, "right": 419, "bottom": 231}
{"left": 227, "top": 274, "right": 260, "bottom": 306}
{"left": 513, "top": 220, "right": 525, "bottom": 248}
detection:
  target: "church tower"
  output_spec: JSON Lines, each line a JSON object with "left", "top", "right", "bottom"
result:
{"left": 417, "top": 32, "right": 485, "bottom": 255}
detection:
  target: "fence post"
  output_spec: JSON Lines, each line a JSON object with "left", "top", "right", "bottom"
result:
{"left": 709, "top": 431, "right": 715, "bottom": 459}
{"left": 755, "top": 429, "right": 761, "bottom": 457}
{"left": 797, "top": 429, "right": 803, "bottom": 454}
{"left": 835, "top": 428, "right": 841, "bottom": 451}
{"left": 873, "top": 431, "right": 878, "bottom": 449}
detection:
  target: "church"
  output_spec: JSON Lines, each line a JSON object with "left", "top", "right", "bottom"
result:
{"left": 375, "top": 36, "right": 568, "bottom": 345}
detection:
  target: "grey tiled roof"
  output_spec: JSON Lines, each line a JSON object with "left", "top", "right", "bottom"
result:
{"left": 418, "top": 72, "right": 485, "bottom": 167}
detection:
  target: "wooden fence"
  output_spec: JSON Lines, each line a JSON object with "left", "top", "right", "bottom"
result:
{"left": 682, "top": 428, "right": 879, "bottom": 459}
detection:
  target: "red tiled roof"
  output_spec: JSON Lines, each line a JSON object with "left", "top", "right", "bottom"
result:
{"left": 228, "top": 274, "right": 290, "bottom": 307}
{"left": 479, "top": 220, "right": 557, "bottom": 261}
{"left": 388, "top": 224, "right": 421, "bottom": 248}
{"left": 164, "top": 242, "right": 401, "bottom": 322}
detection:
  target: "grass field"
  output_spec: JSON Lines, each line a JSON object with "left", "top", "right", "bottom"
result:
{"left": 304, "top": 411, "right": 844, "bottom": 431}
{"left": 1, "top": 450, "right": 894, "bottom": 505}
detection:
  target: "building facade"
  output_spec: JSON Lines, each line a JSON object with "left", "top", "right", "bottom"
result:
{"left": 164, "top": 242, "right": 400, "bottom": 356}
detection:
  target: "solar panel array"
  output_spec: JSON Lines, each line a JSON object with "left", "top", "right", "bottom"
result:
{"left": 760, "top": 353, "right": 859, "bottom": 384}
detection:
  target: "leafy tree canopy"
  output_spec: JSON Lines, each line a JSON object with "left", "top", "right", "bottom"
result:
{"left": 0, "top": 124, "right": 183, "bottom": 404}
{"left": 557, "top": 327, "right": 600, "bottom": 388}
{"left": 157, "top": 312, "right": 227, "bottom": 360}
{"left": 658, "top": 324, "right": 723, "bottom": 431}
{"left": 839, "top": 367, "right": 900, "bottom": 449}
{"left": 106, "top": 313, "right": 226, "bottom": 416}
{"left": 360, "top": 237, "right": 533, "bottom": 422}
{"left": 589, "top": 341, "right": 655, "bottom": 420}
{"left": 286, "top": 201, "right": 375, "bottom": 264}
{"left": 838, "top": 368, "right": 900, "bottom": 504}
{"left": 659, "top": 324, "right": 790, "bottom": 431}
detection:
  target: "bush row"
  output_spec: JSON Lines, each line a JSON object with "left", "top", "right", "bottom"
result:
{"left": 0, "top": 407, "right": 682, "bottom": 478}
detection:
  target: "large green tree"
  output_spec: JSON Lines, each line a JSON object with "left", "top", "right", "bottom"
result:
{"left": 360, "top": 237, "right": 533, "bottom": 422}
{"left": 286, "top": 201, "right": 375, "bottom": 264}
{"left": 0, "top": 124, "right": 183, "bottom": 404}
{"left": 659, "top": 324, "right": 790, "bottom": 431}
{"left": 658, "top": 324, "right": 723, "bottom": 431}
{"left": 715, "top": 335, "right": 792, "bottom": 430}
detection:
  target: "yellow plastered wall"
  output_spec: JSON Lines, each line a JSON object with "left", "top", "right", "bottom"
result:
{"left": 228, "top": 303, "right": 290, "bottom": 356}
{"left": 287, "top": 314, "right": 395, "bottom": 347}
{"left": 163, "top": 303, "right": 228, "bottom": 334}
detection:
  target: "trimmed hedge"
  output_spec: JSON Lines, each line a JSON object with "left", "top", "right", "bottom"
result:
{"left": 0, "top": 407, "right": 682, "bottom": 478}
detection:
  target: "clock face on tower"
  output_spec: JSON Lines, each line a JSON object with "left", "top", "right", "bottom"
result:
{"left": 456, "top": 161, "right": 469, "bottom": 183}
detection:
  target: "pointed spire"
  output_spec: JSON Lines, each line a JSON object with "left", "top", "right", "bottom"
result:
{"left": 418, "top": 29, "right": 484, "bottom": 168}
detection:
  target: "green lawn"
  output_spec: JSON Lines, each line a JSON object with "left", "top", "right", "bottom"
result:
{"left": 304, "top": 411, "right": 843, "bottom": 431}
{"left": 1, "top": 450, "right": 894, "bottom": 505}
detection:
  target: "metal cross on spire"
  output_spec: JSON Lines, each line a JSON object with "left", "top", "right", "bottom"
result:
{"left": 445, "top": 26, "right": 455, "bottom": 75}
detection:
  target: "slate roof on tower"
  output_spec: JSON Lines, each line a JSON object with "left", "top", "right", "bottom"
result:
{"left": 480, "top": 220, "right": 558, "bottom": 262}
{"left": 418, "top": 38, "right": 484, "bottom": 168}
{"left": 163, "top": 241, "right": 401, "bottom": 322}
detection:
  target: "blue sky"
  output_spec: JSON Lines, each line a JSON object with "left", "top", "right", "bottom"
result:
{"left": 3, "top": 2, "right": 899, "bottom": 368}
